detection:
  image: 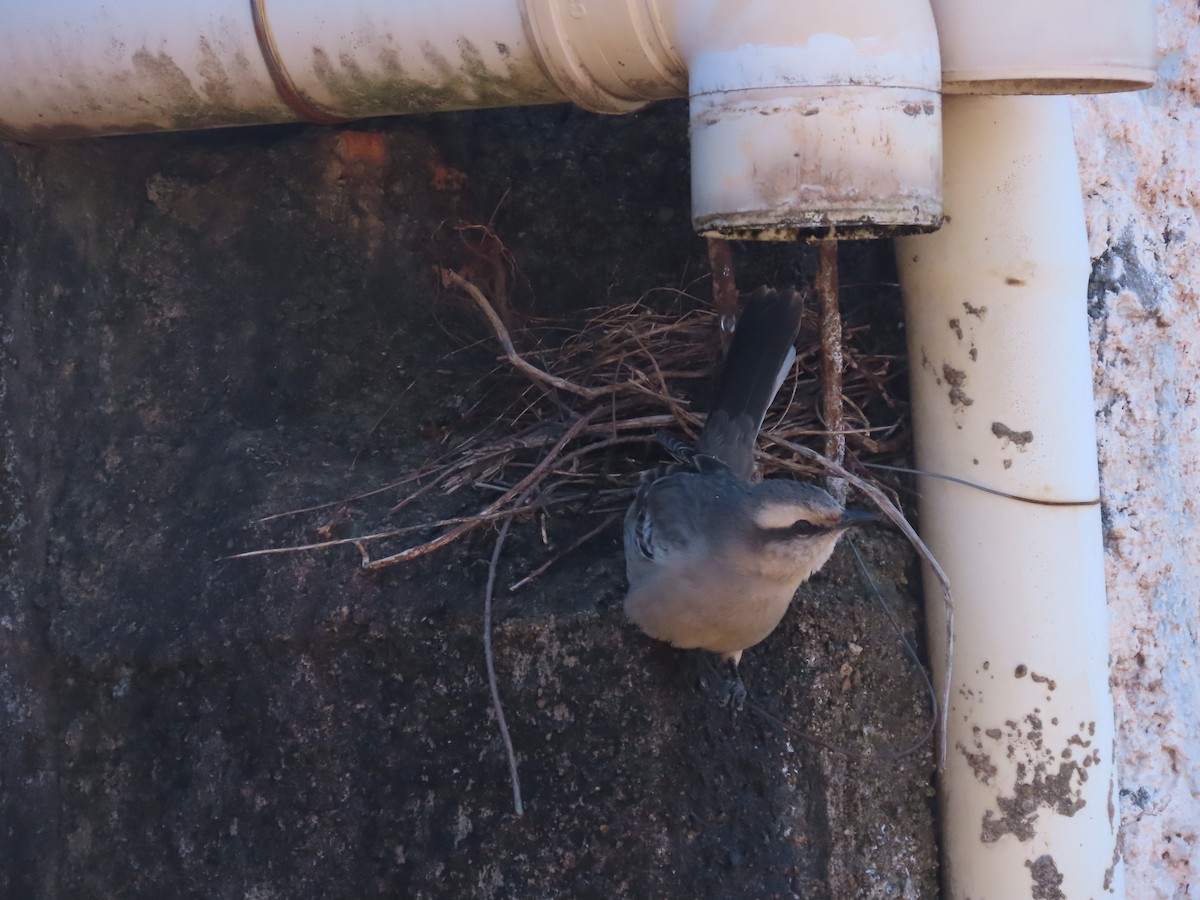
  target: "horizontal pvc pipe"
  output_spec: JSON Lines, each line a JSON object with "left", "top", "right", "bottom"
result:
{"left": 896, "top": 95, "right": 1121, "bottom": 898}
{"left": 929, "top": 0, "right": 1156, "bottom": 94}
{"left": 262, "top": 1, "right": 569, "bottom": 120}
{"left": 0, "top": 0, "right": 945, "bottom": 239}
{"left": 0, "top": 0, "right": 287, "bottom": 140}
{"left": 0, "top": 0, "right": 568, "bottom": 141}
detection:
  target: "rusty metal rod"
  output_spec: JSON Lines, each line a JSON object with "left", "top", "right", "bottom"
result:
{"left": 817, "top": 238, "right": 846, "bottom": 502}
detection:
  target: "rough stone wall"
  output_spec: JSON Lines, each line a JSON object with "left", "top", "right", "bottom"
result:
{"left": 3, "top": 3, "right": 1195, "bottom": 895}
{"left": 1072, "top": 0, "right": 1200, "bottom": 894}
{"left": 0, "top": 107, "right": 935, "bottom": 897}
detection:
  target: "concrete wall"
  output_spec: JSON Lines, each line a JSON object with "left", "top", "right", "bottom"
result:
{"left": 0, "top": 1, "right": 1195, "bottom": 894}
{"left": 1074, "top": 0, "right": 1199, "bottom": 894}
{"left": 0, "top": 107, "right": 936, "bottom": 897}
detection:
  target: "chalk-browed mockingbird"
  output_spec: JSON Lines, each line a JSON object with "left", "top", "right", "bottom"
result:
{"left": 623, "top": 287, "right": 876, "bottom": 700}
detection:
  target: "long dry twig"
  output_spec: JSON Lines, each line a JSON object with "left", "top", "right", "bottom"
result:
{"left": 762, "top": 433, "right": 954, "bottom": 765}
{"left": 224, "top": 493, "right": 596, "bottom": 561}
{"left": 438, "top": 266, "right": 605, "bottom": 402}
{"left": 483, "top": 515, "right": 523, "bottom": 816}
{"left": 362, "top": 412, "right": 595, "bottom": 570}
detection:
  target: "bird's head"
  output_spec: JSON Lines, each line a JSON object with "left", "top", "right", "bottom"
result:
{"left": 744, "top": 481, "right": 880, "bottom": 582}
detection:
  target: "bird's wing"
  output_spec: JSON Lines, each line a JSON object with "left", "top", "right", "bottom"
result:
{"left": 629, "top": 466, "right": 741, "bottom": 565}
{"left": 628, "top": 476, "right": 659, "bottom": 562}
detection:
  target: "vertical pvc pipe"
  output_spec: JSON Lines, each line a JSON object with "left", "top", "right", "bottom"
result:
{"left": 895, "top": 96, "right": 1121, "bottom": 898}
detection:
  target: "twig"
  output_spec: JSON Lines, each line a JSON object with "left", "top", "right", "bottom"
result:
{"left": 256, "top": 467, "right": 436, "bottom": 522}
{"left": 764, "top": 434, "right": 954, "bottom": 766}
{"left": 439, "top": 266, "right": 605, "bottom": 401}
{"left": 362, "top": 412, "right": 595, "bottom": 569}
{"left": 627, "top": 330, "right": 698, "bottom": 432}
{"left": 508, "top": 513, "right": 620, "bottom": 592}
{"left": 225, "top": 497, "right": 583, "bottom": 561}
{"left": 483, "top": 516, "right": 523, "bottom": 816}
{"left": 350, "top": 387, "right": 412, "bottom": 471}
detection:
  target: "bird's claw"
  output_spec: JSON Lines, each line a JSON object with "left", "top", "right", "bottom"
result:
{"left": 719, "top": 674, "right": 747, "bottom": 712}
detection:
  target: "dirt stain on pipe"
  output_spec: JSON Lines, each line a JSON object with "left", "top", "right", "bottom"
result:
{"left": 943, "top": 364, "right": 973, "bottom": 409}
{"left": 992, "top": 422, "right": 1034, "bottom": 447}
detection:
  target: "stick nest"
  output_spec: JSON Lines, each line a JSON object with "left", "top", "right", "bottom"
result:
{"left": 242, "top": 225, "right": 911, "bottom": 581}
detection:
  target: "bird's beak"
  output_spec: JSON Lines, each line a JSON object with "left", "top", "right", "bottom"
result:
{"left": 837, "top": 509, "right": 883, "bottom": 529}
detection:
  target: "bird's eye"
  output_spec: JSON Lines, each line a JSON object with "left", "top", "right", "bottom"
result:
{"left": 789, "top": 520, "right": 823, "bottom": 536}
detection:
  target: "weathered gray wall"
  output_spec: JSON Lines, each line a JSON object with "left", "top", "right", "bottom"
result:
{"left": 0, "top": 103, "right": 934, "bottom": 898}
{"left": 1072, "top": 0, "right": 1200, "bottom": 890}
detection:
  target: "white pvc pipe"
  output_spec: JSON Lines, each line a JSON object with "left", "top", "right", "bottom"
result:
{"left": 0, "top": 0, "right": 945, "bottom": 240}
{"left": 895, "top": 95, "right": 1121, "bottom": 898}
{"left": 264, "top": 1, "right": 572, "bottom": 119}
{"left": 929, "top": 0, "right": 1157, "bottom": 94}
{"left": 0, "top": 0, "right": 297, "bottom": 138}
{"left": 675, "top": 0, "right": 943, "bottom": 239}
{"left": 0, "top": 0, "right": 569, "bottom": 139}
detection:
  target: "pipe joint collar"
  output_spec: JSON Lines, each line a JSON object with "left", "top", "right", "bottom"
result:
{"left": 521, "top": 0, "right": 686, "bottom": 114}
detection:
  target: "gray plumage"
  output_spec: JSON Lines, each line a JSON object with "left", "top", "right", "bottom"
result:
{"left": 623, "top": 287, "right": 873, "bottom": 666}
{"left": 696, "top": 286, "right": 804, "bottom": 479}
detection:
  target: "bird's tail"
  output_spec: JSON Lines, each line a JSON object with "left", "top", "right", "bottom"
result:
{"left": 697, "top": 287, "right": 805, "bottom": 479}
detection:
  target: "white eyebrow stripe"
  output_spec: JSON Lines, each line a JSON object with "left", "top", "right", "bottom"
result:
{"left": 751, "top": 503, "right": 807, "bottom": 530}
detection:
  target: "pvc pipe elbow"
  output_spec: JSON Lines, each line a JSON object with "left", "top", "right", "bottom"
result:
{"left": 678, "top": 1, "right": 944, "bottom": 239}
{"left": 520, "top": 0, "right": 946, "bottom": 238}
